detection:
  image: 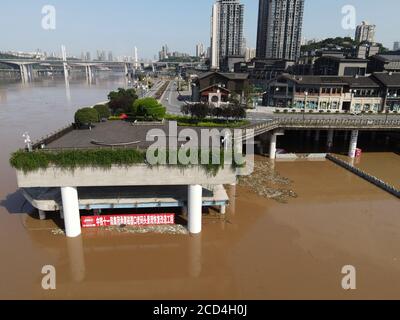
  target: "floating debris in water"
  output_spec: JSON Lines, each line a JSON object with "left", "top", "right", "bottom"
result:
{"left": 51, "top": 228, "right": 65, "bottom": 235}
{"left": 104, "top": 224, "right": 189, "bottom": 235}
{"left": 239, "top": 158, "right": 298, "bottom": 203}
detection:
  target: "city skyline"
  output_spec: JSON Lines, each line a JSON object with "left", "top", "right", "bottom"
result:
{"left": 1, "top": 0, "right": 400, "bottom": 59}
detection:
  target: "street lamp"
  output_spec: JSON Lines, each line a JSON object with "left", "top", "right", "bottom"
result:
{"left": 23, "top": 132, "right": 32, "bottom": 152}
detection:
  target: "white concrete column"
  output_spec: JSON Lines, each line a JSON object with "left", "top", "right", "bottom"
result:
{"left": 327, "top": 130, "right": 334, "bottom": 149}
{"left": 61, "top": 187, "right": 81, "bottom": 238}
{"left": 220, "top": 205, "right": 226, "bottom": 215}
{"left": 28, "top": 65, "right": 33, "bottom": 81}
{"left": 348, "top": 130, "right": 359, "bottom": 158}
{"left": 188, "top": 185, "right": 202, "bottom": 234}
{"left": 20, "top": 65, "right": 24, "bottom": 81}
{"left": 269, "top": 133, "right": 277, "bottom": 160}
{"left": 38, "top": 210, "right": 46, "bottom": 220}
{"left": 88, "top": 66, "right": 93, "bottom": 82}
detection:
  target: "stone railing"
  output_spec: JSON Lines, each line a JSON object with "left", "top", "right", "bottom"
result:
{"left": 32, "top": 123, "right": 74, "bottom": 150}
{"left": 276, "top": 118, "right": 400, "bottom": 130}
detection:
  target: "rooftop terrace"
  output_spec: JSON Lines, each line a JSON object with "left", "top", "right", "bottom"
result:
{"left": 44, "top": 120, "right": 230, "bottom": 150}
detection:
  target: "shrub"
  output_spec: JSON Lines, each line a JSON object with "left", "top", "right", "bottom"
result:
{"left": 74, "top": 108, "right": 99, "bottom": 125}
{"left": 93, "top": 104, "right": 111, "bottom": 120}
{"left": 131, "top": 97, "right": 166, "bottom": 120}
{"left": 283, "top": 109, "right": 288, "bottom": 113}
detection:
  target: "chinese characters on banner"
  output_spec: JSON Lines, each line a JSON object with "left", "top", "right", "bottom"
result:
{"left": 81, "top": 214, "right": 175, "bottom": 228}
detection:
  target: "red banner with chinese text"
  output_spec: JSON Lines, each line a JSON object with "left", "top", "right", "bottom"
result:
{"left": 81, "top": 214, "right": 175, "bottom": 228}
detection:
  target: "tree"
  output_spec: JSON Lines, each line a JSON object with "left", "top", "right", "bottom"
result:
{"left": 93, "top": 104, "right": 111, "bottom": 120}
{"left": 74, "top": 108, "right": 99, "bottom": 126}
{"left": 131, "top": 98, "right": 166, "bottom": 120}
{"left": 108, "top": 88, "right": 138, "bottom": 114}
{"left": 228, "top": 93, "right": 240, "bottom": 106}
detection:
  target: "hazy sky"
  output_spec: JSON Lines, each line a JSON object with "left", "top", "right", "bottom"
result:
{"left": 1, "top": 0, "right": 399, "bottom": 59}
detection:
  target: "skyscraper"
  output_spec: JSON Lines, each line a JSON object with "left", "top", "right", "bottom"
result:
{"left": 196, "top": 43, "right": 205, "bottom": 58}
{"left": 108, "top": 51, "right": 113, "bottom": 62}
{"left": 394, "top": 42, "right": 400, "bottom": 51}
{"left": 355, "top": 21, "right": 376, "bottom": 43}
{"left": 256, "top": 0, "right": 305, "bottom": 61}
{"left": 210, "top": 0, "right": 244, "bottom": 70}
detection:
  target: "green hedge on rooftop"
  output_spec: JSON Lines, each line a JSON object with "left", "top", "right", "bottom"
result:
{"left": 9, "top": 148, "right": 244, "bottom": 175}
{"left": 10, "top": 149, "right": 146, "bottom": 173}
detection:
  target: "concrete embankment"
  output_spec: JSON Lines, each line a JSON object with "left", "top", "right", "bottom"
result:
{"left": 326, "top": 154, "right": 400, "bottom": 199}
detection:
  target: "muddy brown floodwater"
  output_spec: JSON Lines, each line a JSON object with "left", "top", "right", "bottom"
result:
{"left": 1, "top": 76, "right": 400, "bottom": 299}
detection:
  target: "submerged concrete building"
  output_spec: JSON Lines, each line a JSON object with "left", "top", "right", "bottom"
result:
{"left": 13, "top": 121, "right": 239, "bottom": 238}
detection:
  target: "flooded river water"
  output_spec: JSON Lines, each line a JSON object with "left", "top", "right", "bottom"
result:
{"left": 0, "top": 75, "right": 399, "bottom": 299}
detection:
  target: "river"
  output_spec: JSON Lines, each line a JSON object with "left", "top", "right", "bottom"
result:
{"left": 0, "top": 74, "right": 399, "bottom": 299}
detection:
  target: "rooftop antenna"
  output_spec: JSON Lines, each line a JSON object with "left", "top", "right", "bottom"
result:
{"left": 22, "top": 132, "right": 32, "bottom": 152}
